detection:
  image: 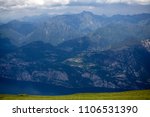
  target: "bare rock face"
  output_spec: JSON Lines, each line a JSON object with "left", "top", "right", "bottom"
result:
{"left": 17, "top": 72, "right": 32, "bottom": 81}
{"left": 0, "top": 40, "right": 150, "bottom": 91}
{"left": 17, "top": 70, "right": 68, "bottom": 81}
{"left": 82, "top": 72, "right": 118, "bottom": 88}
{"left": 31, "top": 70, "right": 68, "bottom": 81}
{"left": 142, "top": 39, "right": 150, "bottom": 52}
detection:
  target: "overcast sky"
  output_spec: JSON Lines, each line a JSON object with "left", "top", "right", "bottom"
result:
{"left": 0, "top": 0, "right": 150, "bottom": 22}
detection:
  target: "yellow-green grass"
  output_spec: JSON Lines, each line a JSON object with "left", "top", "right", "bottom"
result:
{"left": 0, "top": 90, "right": 150, "bottom": 100}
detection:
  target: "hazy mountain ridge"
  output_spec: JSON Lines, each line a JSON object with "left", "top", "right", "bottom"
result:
{"left": 0, "top": 12, "right": 150, "bottom": 46}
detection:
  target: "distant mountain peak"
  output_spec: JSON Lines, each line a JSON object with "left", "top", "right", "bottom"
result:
{"left": 80, "top": 11, "right": 94, "bottom": 16}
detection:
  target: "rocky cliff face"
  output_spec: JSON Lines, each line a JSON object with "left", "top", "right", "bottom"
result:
{"left": 142, "top": 39, "right": 150, "bottom": 52}
{"left": 0, "top": 39, "right": 150, "bottom": 94}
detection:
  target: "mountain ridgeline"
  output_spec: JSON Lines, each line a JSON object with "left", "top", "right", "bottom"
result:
{"left": 0, "top": 11, "right": 150, "bottom": 95}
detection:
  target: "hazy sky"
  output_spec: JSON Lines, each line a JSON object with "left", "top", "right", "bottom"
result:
{"left": 0, "top": 0, "right": 150, "bottom": 22}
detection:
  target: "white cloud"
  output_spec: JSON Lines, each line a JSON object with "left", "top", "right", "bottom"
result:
{"left": 0, "top": 0, "right": 150, "bottom": 10}
{"left": 26, "top": 0, "right": 45, "bottom": 5}
{"left": 70, "top": 0, "right": 150, "bottom": 4}
{"left": 98, "top": 0, "right": 150, "bottom": 4}
{"left": 0, "top": 0, "right": 70, "bottom": 8}
{"left": 28, "top": 0, "right": 70, "bottom": 6}
{"left": 47, "top": 0, "right": 70, "bottom": 5}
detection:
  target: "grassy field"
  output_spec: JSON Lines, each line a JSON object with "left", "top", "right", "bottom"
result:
{"left": 0, "top": 90, "right": 150, "bottom": 100}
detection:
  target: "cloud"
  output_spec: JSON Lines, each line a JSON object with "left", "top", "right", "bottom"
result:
{"left": 26, "top": 0, "right": 45, "bottom": 5}
{"left": 0, "top": 0, "right": 150, "bottom": 11}
{"left": 70, "top": 0, "right": 150, "bottom": 4}
{"left": 26, "top": 0, "right": 70, "bottom": 6}
{"left": 0, "top": 0, "right": 150, "bottom": 9}
{"left": 0, "top": 0, "right": 70, "bottom": 10}
{"left": 99, "top": 0, "right": 150, "bottom": 4}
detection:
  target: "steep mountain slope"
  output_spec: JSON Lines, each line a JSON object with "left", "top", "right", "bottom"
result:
{"left": 25, "top": 11, "right": 104, "bottom": 45}
{"left": 0, "top": 20, "right": 36, "bottom": 36}
{"left": 0, "top": 12, "right": 150, "bottom": 46}
{"left": 0, "top": 20, "right": 36, "bottom": 46}
{"left": 58, "top": 37, "right": 93, "bottom": 54}
{"left": 0, "top": 37, "right": 16, "bottom": 57}
{"left": 89, "top": 23, "right": 150, "bottom": 50}
{"left": 0, "top": 39, "right": 150, "bottom": 95}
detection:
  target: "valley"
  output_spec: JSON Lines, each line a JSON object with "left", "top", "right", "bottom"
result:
{"left": 0, "top": 90, "right": 150, "bottom": 100}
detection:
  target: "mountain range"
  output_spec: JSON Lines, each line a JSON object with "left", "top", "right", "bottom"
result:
{"left": 0, "top": 11, "right": 150, "bottom": 95}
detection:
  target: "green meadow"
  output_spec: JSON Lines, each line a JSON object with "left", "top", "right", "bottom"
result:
{"left": 0, "top": 90, "right": 150, "bottom": 100}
